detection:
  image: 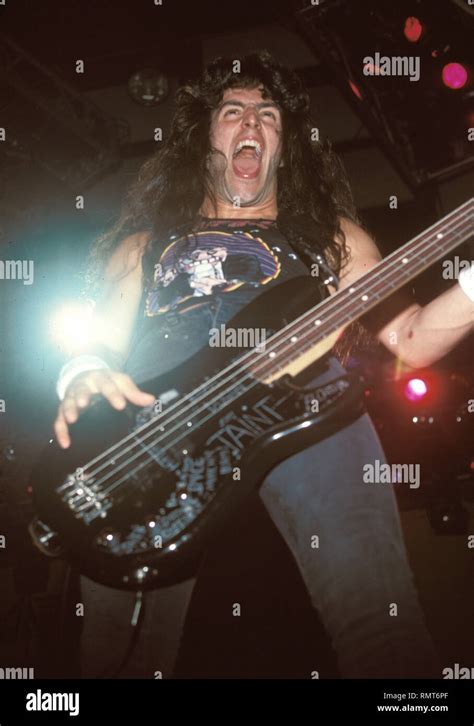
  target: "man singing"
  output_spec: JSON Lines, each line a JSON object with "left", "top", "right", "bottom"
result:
{"left": 53, "top": 51, "right": 473, "bottom": 678}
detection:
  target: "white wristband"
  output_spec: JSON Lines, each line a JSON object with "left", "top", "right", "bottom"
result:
{"left": 56, "top": 355, "right": 111, "bottom": 400}
{"left": 458, "top": 263, "right": 474, "bottom": 302}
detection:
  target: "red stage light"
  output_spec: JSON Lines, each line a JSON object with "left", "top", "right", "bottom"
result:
{"left": 404, "top": 17, "right": 423, "bottom": 43}
{"left": 348, "top": 79, "right": 363, "bottom": 100}
{"left": 404, "top": 378, "right": 428, "bottom": 402}
{"left": 442, "top": 63, "right": 468, "bottom": 90}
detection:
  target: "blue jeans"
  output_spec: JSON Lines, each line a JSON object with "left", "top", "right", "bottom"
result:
{"left": 80, "top": 302, "right": 440, "bottom": 678}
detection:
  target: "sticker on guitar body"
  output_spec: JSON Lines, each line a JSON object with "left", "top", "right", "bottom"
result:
{"left": 205, "top": 394, "right": 286, "bottom": 453}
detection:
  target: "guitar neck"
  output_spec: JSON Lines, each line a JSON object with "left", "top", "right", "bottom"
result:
{"left": 318, "top": 197, "right": 473, "bottom": 333}
{"left": 253, "top": 198, "right": 473, "bottom": 383}
{"left": 285, "top": 198, "right": 474, "bottom": 338}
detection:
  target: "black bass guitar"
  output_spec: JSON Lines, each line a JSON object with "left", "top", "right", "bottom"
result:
{"left": 29, "top": 199, "right": 473, "bottom": 590}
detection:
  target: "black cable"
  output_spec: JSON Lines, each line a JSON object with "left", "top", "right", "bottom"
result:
{"left": 104, "top": 590, "right": 147, "bottom": 679}
{"left": 57, "top": 562, "right": 72, "bottom": 674}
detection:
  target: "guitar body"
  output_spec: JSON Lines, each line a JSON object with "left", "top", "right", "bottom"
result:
{"left": 30, "top": 277, "right": 362, "bottom": 590}
{"left": 30, "top": 198, "right": 473, "bottom": 589}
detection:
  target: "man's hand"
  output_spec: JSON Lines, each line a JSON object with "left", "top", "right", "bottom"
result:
{"left": 54, "top": 370, "right": 155, "bottom": 449}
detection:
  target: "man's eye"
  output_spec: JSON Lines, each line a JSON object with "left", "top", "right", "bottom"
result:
{"left": 224, "top": 109, "right": 240, "bottom": 116}
{"left": 263, "top": 111, "right": 276, "bottom": 119}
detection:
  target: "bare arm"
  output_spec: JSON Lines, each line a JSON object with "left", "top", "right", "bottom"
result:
{"left": 336, "top": 218, "right": 473, "bottom": 368}
{"left": 54, "top": 232, "right": 155, "bottom": 448}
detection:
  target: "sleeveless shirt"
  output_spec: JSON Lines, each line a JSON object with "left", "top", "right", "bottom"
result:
{"left": 124, "top": 218, "right": 328, "bottom": 384}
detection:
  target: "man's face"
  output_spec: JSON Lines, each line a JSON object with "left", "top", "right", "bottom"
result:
{"left": 208, "top": 86, "right": 283, "bottom": 208}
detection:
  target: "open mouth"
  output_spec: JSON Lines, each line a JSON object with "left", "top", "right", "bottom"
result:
{"left": 231, "top": 138, "right": 263, "bottom": 179}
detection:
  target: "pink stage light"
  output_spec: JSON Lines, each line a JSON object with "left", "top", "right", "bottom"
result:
{"left": 442, "top": 63, "right": 468, "bottom": 90}
{"left": 404, "top": 378, "right": 428, "bottom": 402}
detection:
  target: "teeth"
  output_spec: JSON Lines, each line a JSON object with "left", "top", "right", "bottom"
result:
{"left": 233, "top": 139, "right": 262, "bottom": 158}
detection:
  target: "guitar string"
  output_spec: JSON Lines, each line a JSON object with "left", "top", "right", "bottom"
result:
{"left": 72, "top": 210, "right": 472, "bottom": 504}
{"left": 77, "top": 202, "right": 472, "bottom": 482}
{"left": 70, "top": 209, "right": 472, "bottom": 502}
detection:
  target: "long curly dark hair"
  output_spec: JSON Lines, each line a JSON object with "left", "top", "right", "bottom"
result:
{"left": 87, "top": 50, "right": 369, "bottom": 360}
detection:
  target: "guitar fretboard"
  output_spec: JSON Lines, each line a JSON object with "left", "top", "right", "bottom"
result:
{"left": 256, "top": 197, "right": 473, "bottom": 380}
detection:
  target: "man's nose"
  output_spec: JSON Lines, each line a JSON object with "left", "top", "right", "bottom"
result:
{"left": 242, "top": 107, "right": 260, "bottom": 128}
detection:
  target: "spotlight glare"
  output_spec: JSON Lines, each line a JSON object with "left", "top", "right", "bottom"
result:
{"left": 404, "top": 378, "right": 428, "bottom": 402}
{"left": 442, "top": 63, "right": 468, "bottom": 90}
{"left": 50, "top": 301, "right": 98, "bottom": 354}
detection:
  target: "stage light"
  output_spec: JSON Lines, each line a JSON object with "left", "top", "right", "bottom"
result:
{"left": 348, "top": 79, "right": 363, "bottom": 101}
{"left": 404, "top": 378, "right": 428, "bottom": 402}
{"left": 128, "top": 68, "right": 169, "bottom": 106}
{"left": 403, "top": 17, "right": 423, "bottom": 43}
{"left": 50, "top": 301, "right": 99, "bottom": 354}
{"left": 442, "top": 62, "right": 469, "bottom": 90}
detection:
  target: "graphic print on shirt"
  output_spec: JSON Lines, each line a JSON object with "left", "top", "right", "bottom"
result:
{"left": 145, "top": 229, "right": 282, "bottom": 316}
